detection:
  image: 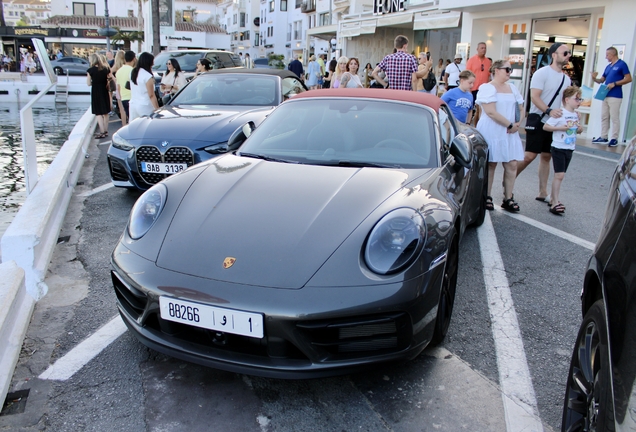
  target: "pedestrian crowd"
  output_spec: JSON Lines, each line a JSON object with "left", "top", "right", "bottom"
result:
{"left": 96, "top": 37, "right": 630, "bottom": 217}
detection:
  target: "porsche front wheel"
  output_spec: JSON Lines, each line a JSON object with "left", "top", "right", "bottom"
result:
{"left": 562, "top": 299, "right": 614, "bottom": 432}
{"left": 431, "top": 235, "right": 458, "bottom": 345}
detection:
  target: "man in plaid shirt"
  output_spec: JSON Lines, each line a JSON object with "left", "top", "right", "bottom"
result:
{"left": 372, "top": 35, "right": 418, "bottom": 91}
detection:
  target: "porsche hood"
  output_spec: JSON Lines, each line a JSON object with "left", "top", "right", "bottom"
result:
{"left": 156, "top": 155, "right": 422, "bottom": 289}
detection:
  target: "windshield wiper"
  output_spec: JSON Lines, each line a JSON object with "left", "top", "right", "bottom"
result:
{"left": 328, "top": 160, "right": 400, "bottom": 168}
{"left": 239, "top": 152, "right": 298, "bottom": 164}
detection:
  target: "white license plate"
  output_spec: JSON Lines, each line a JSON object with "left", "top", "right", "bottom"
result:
{"left": 141, "top": 162, "right": 187, "bottom": 175}
{"left": 159, "top": 297, "right": 264, "bottom": 339}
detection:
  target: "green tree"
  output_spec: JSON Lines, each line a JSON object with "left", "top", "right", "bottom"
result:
{"left": 111, "top": 28, "right": 145, "bottom": 51}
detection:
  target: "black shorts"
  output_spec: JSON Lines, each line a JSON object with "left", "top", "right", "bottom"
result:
{"left": 472, "top": 90, "right": 479, "bottom": 109}
{"left": 525, "top": 122, "right": 553, "bottom": 154}
{"left": 551, "top": 147, "right": 573, "bottom": 173}
{"left": 121, "top": 99, "right": 130, "bottom": 119}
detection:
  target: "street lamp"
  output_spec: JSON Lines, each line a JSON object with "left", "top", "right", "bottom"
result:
{"left": 97, "top": 0, "right": 117, "bottom": 51}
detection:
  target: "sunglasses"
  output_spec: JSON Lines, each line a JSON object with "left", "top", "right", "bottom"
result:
{"left": 574, "top": 97, "right": 583, "bottom": 102}
{"left": 562, "top": 50, "right": 571, "bottom": 56}
{"left": 497, "top": 67, "right": 512, "bottom": 73}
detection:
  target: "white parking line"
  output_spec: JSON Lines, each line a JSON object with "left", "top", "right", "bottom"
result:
{"left": 79, "top": 182, "right": 114, "bottom": 197}
{"left": 575, "top": 150, "right": 620, "bottom": 163}
{"left": 39, "top": 316, "right": 127, "bottom": 381}
{"left": 478, "top": 213, "right": 544, "bottom": 432}
{"left": 493, "top": 207, "right": 595, "bottom": 250}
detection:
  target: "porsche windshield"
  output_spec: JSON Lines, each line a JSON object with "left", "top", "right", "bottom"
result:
{"left": 171, "top": 74, "right": 279, "bottom": 106}
{"left": 238, "top": 98, "right": 438, "bottom": 169}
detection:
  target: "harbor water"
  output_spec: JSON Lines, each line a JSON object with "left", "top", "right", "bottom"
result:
{"left": 0, "top": 103, "right": 89, "bottom": 237}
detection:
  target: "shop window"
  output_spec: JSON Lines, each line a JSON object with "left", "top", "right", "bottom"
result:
{"left": 73, "top": 2, "right": 96, "bottom": 16}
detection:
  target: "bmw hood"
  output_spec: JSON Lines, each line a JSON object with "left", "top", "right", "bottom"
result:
{"left": 156, "top": 155, "right": 426, "bottom": 289}
{"left": 121, "top": 105, "right": 274, "bottom": 144}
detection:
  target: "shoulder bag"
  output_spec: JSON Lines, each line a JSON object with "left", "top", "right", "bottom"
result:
{"left": 525, "top": 75, "right": 565, "bottom": 131}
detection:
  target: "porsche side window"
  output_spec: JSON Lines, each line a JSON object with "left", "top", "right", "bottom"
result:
{"left": 439, "top": 107, "right": 457, "bottom": 151}
{"left": 282, "top": 78, "right": 305, "bottom": 100}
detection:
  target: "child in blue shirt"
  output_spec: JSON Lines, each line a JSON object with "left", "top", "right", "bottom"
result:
{"left": 441, "top": 70, "right": 475, "bottom": 123}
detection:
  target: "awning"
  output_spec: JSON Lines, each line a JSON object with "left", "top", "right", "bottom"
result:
{"left": 376, "top": 12, "right": 413, "bottom": 27}
{"left": 307, "top": 23, "right": 338, "bottom": 40}
{"left": 340, "top": 21, "right": 363, "bottom": 38}
{"left": 413, "top": 10, "right": 461, "bottom": 30}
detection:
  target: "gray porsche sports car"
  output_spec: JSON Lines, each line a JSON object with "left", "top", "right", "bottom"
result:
{"left": 111, "top": 89, "right": 488, "bottom": 378}
{"left": 107, "top": 69, "right": 307, "bottom": 190}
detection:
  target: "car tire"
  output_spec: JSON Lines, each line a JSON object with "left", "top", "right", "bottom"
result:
{"left": 562, "top": 299, "right": 614, "bottom": 432}
{"left": 470, "top": 155, "right": 488, "bottom": 228}
{"left": 431, "top": 234, "right": 458, "bottom": 345}
{"left": 54, "top": 66, "right": 63, "bottom": 75}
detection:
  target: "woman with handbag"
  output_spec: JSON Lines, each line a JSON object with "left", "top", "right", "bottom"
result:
{"left": 160, "top": 59, "right": 187, "bottom": 102}
{"left": 475, "top": 60, "right": 525, "bottom": 212}
{"left": 87, "top": 53, "right": 113, "bottom": 139}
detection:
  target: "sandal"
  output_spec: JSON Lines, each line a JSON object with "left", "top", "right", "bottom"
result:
{"left": 485, "top": 196, "right": 494, "bottom": 211}
{"left": 501, "top": 198, "right": 520, "bottom": 212}
{"left": 549, "top": 203, "right": 565, "bottom": 215}
{"left": 547, "top": 201, "right": 565, "bottom": 211}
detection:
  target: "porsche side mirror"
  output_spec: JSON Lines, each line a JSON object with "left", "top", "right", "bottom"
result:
{"left": 449, "top": 134, "right": 472, "bottom": 169}
{"left": 228, "top": 122, "right": 255, "bottom": 150}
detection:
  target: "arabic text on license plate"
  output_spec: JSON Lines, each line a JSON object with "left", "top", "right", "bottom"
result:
{"left": 159, "top": 297, "right": 264, "bottom": 338}
{"left": 141, "top": 162, "right": 187, "bottom": 175}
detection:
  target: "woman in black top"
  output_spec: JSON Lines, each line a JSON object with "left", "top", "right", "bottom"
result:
{"left": 87, "top": 53, "right": 113, "bottom": 138}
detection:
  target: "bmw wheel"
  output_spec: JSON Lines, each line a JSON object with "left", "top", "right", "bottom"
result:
{"left": 562, "top": 299, "right": 614, "bottom": 432}
{"left": 431, "top": 235, "right": 458, "bottom": 345}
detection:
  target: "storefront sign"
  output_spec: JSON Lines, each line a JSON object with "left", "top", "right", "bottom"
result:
{"left": 83, "top": 30, "right": 102, "bottom": 38}
{"left": 14, "top": 28, "right": 48, "bottom": 36}
{"left": 374, "top": 0, "right": 406, "bottom": 15}
{"left": 167, "top": 36, "right": 193, "bottom": 42}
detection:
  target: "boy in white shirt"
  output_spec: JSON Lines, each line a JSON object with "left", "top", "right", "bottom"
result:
{"left": 543, "top": 86, "right": 583, "bottom": 215}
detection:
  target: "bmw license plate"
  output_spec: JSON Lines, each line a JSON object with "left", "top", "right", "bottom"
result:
{"left": 159, "top": 296, "right": 264, "bottom": 338}
{"left": 141, "top": 162, "right": 187, "bottom": 175}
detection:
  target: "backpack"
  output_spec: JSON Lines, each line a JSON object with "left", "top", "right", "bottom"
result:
{"left": 423, "top": 71, "right": 436, "bottom": 91}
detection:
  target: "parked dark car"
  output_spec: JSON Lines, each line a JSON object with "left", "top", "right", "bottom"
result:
{"left": 107, "top": 68, "right": 307, "bottom": 190}
{"left": 49, "top": 56, "right": 90, "bottom": 75}
{"left": 110, "top": 89, "right": 489, "bottom": 378}
{"left": 562, "top": 138, "right": 636, "bottom": 431}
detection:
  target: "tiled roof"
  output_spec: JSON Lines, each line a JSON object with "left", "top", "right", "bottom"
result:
{"left": 40, "top": 15, "right": 227, "bottom": 34}
{"left": 40, "top": 15, "right": 139, "bottom": 30}
{"left": 175, "top": 22, "right": 226, "bottom": 33}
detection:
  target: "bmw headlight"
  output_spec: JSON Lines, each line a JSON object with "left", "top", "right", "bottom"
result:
{"left": 128, "top": 184, "right": 167, "bottom": 239}
{"left": 112, "top": 133, "right": 134, "bottom": 151}
{"left": 364, "top": 208, "right": 426, "bottom": 275}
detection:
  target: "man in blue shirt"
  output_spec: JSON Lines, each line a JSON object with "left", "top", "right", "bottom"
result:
{"left": 591, "top": 47, "right": 632, "bottom": 147}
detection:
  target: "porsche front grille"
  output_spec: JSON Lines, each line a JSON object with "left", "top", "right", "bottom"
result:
{"left": 136, "top": 146, "right": 194, "bottom": 185}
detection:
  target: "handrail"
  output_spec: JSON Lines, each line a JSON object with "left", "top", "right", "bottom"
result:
{"left": 20, "top": 82, "right": 57, "bottom": 194}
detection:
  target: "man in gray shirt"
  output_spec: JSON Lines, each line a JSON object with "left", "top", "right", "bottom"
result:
{"left": 516, "top": 42, "right": 571, "bottom": 202}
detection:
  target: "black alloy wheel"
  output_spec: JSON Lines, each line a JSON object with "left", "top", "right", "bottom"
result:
{"left": 431, "top": 235, "right": 458, "bottom": 345}
{"left": 562, "top": 299, "right": 614, "bottom": 432}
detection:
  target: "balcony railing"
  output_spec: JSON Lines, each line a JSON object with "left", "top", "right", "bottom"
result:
{"left": 301, "top": 0, "right": 315, "bottom": 13}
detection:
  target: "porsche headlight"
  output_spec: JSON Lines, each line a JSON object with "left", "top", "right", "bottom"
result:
{"left": 364, "top": 208, "right": 426, "bottom": 275}
{"left": 128, "top": 184, "right": 167, "bottom": 239}
{"left": 111, "top": 133, "right": 134, "bottom": 151}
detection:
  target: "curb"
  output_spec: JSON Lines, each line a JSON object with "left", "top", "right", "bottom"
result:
{"left": 0, "top": 108, "right": 96, "bottom": 407}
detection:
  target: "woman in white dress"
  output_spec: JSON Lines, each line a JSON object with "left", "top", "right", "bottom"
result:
{"left": 160, "top": 58, "right": 187, "bottom": 98}
{"left": 339, "top": 57, "right": 363, "bottom": 88}
{"left": 129, "top": 52, "right": 160, "bottom": 122}
{"left": 476, "top": 60, "right": 525, "bottom": 212}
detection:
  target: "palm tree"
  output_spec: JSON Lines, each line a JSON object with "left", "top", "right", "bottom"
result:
{"left": 0, "top": 0, "right": 6, "bottom": 27}
{"left": 111, "top": 28, "right": 144, "bottom": 51}
{"left": 151, "top": 0, "right": 160, "bottom": 55}
{"left": 137, "top": 0, "right": 144, "bottom": 52}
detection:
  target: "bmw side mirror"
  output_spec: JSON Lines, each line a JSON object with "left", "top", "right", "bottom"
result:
{"left": 227, "top": 122, "right": 255, "bottom": 150}
{"left": 449, "top": 134, "right": 472, "bottom": 169}
{"left": 204, "top": 143, "right": 229, "bottom": 154}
